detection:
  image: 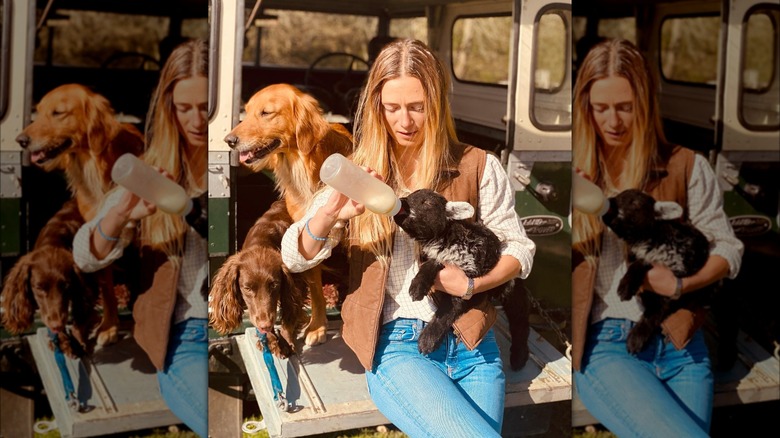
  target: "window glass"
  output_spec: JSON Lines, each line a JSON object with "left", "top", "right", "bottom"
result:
{"left": 741, "top": 8, "right": 779, "bottom": 129}
{"left": 390, "top": 17, "right": 427, "bottom": 42}
{"left": 452, "top": 15, "right": 511, "bottom": 85}
{"left": 246, "top": 10, "right": 375, "bottom": 69}
{"left": 660, "top": 15, "right": 720, "bottom": 85}
{"left": 598, "top": 17, "right": 636, "bottom": 44}
{"left": 532, "top": 9, "right": 571, "bottom": 129}
{"left": 34, "top": 10, "right": 167, "bottom": 69}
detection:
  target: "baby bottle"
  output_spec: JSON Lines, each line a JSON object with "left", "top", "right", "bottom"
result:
{"left": 111, "top": 153, "right": 193, "bottom": 216}
{"left": 319, "top": 153, "right": 402, "bottom": 216}
{"left": 572, "top": 171, "right": 609, "bottom": 216}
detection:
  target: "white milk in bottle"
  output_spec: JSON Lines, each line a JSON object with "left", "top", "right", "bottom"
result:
{"left": 111, "top": 153, "right": 193, "bottom": 216}
{"left": 319, "top": 153, "right": 402, "bottom": 216}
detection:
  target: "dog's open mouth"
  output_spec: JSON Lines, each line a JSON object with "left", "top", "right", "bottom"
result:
{"left": 29, "top": 139, "right": 72, "bottom": 165}
{"left": 239, "top": 139, "right": 281, "bottom": 165}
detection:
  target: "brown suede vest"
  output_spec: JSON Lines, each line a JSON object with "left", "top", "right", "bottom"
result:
{"left": 133, "top": 246, "right": 180, "bottom": 370}
{"left": 572, "top": 146, "right": 701, "bottom": 371}
{"left": 341, "top": 144, "right": 494, "bottom": 371}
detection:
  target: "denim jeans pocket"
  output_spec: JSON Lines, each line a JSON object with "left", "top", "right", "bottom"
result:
{"left": 591, "top": 320, "right": 632, "bottom": 343}
{"left": 381, "top": 320, "right": 422, "bottom": 343}
{"left": 174, "top": 319, "right": 208, "bottom": 343}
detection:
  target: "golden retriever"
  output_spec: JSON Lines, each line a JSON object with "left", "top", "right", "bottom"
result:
{"left": 15, "top": 83, "right": 145, "bottom": 221}
{"left": 224, "top": 83, "right": 353, "bottom": 346}
{"left": 15, "top": 83, "right": 145, "bottom": 346}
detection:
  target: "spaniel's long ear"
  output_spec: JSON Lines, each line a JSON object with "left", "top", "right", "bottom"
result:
{"left": 84, "top": 90, "right": 119, "bottom": 157}
{"left": 209, "top": 254, "right": 245, "bottom": 334}
{"left": 293, "top": 91, "right": 330, "bottom": 155}
{"left": 0, "top": 255, "right": 35, "bottom": 333}
{"left": 279, "top": 263, "right": 307, "bottom": 329}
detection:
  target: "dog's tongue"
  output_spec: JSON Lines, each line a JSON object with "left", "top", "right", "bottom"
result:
{"left": 30, "top": 150, "right": 46, "bottom": 164}
{"left": 239, "top": 150, "right": 254, "bottom": 163}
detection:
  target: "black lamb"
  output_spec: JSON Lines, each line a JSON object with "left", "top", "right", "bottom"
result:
{"left": 602, "top": 189, "right": 712, "bottom": 354}
{"left": 393, "top": 189, "right": 529, "bottom": 370}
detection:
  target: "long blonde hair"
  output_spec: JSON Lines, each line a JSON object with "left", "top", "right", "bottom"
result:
{"left": 572, "top": 39, "right": 669, "bottom": 260}
{"left": 140, "top": 39, "right": 208, "bottom": 259}
{"left": 350, "top": 39, "right": 459, "bottom": 265}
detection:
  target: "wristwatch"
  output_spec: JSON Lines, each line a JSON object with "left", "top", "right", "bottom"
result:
{"left": 462, "top": 277, "right": 474, "bottom": 300}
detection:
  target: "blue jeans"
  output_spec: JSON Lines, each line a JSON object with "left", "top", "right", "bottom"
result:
{"left": 157, "top": 318, "right": 208, "bottom": 437}
{"left": 574, "top": 318, "right": 713, "bottom": 438}
{"left": 365, "top": 318, "right": 505, "bottom": 438}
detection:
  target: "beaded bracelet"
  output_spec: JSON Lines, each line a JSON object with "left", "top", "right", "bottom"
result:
{"left": 305, "top": 218, "right": 328, "bottom": 242}
{"left": 97, "top": 220, "right": 120, "bottom": 242}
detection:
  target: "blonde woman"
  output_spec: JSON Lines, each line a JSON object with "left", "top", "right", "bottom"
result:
{"left": 281, "top": 39, "right": 536, "bottom": 436}
{"left": 571, "top": 39, "right": 743, "bottom": 437}
{"left": 73, "top": 40, "right": 208, "bottom": 436}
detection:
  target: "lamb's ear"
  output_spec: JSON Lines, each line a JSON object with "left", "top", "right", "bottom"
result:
{"left": 445, "top": 201, "right": 475, "bottom": 220}
{"left": 654, "top": 201, "right": 683, "bottom": 220}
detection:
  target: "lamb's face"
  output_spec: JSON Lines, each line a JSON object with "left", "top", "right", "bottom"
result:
{"left": 394, "top": 189, "right": 450, "bottom": 240}
{"left": 602, "top": 189, "right": 657, "bottom": 242}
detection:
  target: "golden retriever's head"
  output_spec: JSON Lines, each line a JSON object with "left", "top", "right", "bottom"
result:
{"left": 15, "top": 84, "right": 120, "bottom": 171}
{"left": 224, "top": 83, "right": 329, "bottom": 171}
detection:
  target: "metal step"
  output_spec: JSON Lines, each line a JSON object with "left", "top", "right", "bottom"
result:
{"left": 28, "top": 327, "right": 181, "bottom": 437}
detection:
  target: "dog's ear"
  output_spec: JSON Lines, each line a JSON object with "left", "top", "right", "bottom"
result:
{"left": 293, "top": 92, "right": 329, "bottom": 155}
{"left": 84, "top": 91, "right": 118, "bottom": 157}
{"left": 0, "top": 255, "right": 36, "bottom": 333}
{"left": 209, "top": 255, "right": 245, "bottom": 334}
{"left": 279, "top": 264, "right": 308, "bottom": 328}
{"left": 445, "top": 201, "right": 475, "bottom": 221}
{"left": 654, "top": 201, "right": 683, "bottom": 220}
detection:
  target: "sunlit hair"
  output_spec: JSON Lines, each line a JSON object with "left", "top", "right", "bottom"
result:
{"left": 350, "top": 39, "right": 460, "bottom": 266}
{"left": 572, "top": 38, "right": 670, "bottom": 261}
{"left": 140, "top": 39, "right": 208, "bottom": 260}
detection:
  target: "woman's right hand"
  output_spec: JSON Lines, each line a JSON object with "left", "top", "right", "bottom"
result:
{"left": 319, "top": 189, "right": 365, "bottom": 222}
{"left": 114, "top": 188, "right": 157, "bottom": 222}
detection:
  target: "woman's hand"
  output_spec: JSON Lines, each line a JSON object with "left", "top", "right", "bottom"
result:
{"left": 114, "top": 189, "right": 156, "bottom": 222}
{"left": 319, "top": 189, "right": 365, "bottom": 223}
{"left": 433, "top": 264, "right": 470, "bottom": 297}
{"left": 642, "top": 264, "right": 678, "bottom": 297}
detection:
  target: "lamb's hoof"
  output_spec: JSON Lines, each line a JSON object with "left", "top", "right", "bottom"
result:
{"left": 96, "top": 326, "right": 119, "bottom": 347}
{"left": 617, "top": 284, "right": 634, "bottom": 301}
{"left": 304, "top": 325, "right": 327, "bottom": 346}
{"left": 510, "top": 347, "right": 529, "bottom": 371}
{"left": 626, "top": 333, "right": 646, "bottom": 355}
{"left": 408, "top": 283, "right": 428, "bottom": 301}
{"left": 417, "top": 332, "right": 439, "bottom": 355}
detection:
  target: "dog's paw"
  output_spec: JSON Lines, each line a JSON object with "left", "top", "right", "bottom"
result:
{"left": 96, "top": 325, "right": 119, "bottom": 347}
{"left": 304, "top": 324, "right": 327, "bottom": 346}
{"left": 264, "top": 333, "right": 294, "bottom": 359}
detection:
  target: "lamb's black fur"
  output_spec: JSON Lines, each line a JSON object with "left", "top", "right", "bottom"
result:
{"left": 602, "top": 189, "right": 712, "bottom": 353}
{"left": 394, "top": 189, "right": 529, "bottom": 370}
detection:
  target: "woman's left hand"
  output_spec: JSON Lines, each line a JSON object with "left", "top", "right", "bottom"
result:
{"left": 642, "top": 264, "right": 678, "bottom": 297}
{"left": 433, "top": 264, "right": 470, "bottom": 297}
